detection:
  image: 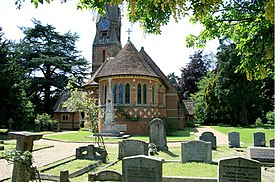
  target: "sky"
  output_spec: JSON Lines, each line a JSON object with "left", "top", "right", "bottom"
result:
{"left": 0, "top": 0, "right": 219, "bottom": 76}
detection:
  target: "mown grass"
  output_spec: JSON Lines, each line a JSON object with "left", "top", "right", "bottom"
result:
{"left": 43, "top": 127, "right": 195, "bottom": 143}
{"left": 210, "top": 125, "right": 275, "bottom": 147}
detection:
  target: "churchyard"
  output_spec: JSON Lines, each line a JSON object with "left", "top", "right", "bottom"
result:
{"left": 0, "top": 124, "right": 274, "bottom": 182}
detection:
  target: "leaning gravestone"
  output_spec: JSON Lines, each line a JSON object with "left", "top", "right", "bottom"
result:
{"left": 122, "top": 155, "right": 163, "bottom": 182}
{"left": 199, "top": 131, "right": 217, "bottom": 150}
{"left": 218, "top": 156, "right": 261, "bottom": 182}
{"left": 269, "top": 138, "right": 275, "bottom": 147}
{"left": 181, "top": 140, "right": 212, "bottom": 163}
{"left": 228, "top": 131, "right": 240, "bottom": 148}
{"left": 149, "top": 118, "right": 168, "bottom": 150}
{"left": 253, "top": 132, "right": 266, "bottom": 147}
{"left": 9, "top": 131, "right": 43, "bottom": 182}
{"left": 118, "top": 140, "right": 148, "bottom": 160}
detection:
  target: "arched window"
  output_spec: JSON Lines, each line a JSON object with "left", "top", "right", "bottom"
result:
{"left": 118, "top": 83, "right": 124, "bottom": 104}
{"left": 113, "top": 84, "right": 117, "bottom": 104}
{"left": 125, "top": 83, "right": 130, "bottom": 104}
{"left": 137, "top": 83, "right": 142, "bottom": 104}
{"left": 152, "top": 86, "right": 155, "bottom": 105}
{"left": 143, "top": 84, "right": 147, "bottom": 104}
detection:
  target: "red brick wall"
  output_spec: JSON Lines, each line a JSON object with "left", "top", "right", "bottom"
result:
{"left": 54, "top": 112, "right": 80, "bottom": 130}
{"left": 117, "top": 121, "right": 149, "bottom": 135}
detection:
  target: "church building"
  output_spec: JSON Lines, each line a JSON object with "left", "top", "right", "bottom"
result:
{"left": 55, "top": 5, "right": 190, "bottom": 134}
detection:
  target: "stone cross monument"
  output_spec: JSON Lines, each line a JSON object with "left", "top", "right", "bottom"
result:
{"left": 100, "top": 78, "right": 119, "bottom": 136}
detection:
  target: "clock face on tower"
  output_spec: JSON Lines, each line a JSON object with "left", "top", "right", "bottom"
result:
{"left": 99, "top": 18, "right": 110, "bottom": 31}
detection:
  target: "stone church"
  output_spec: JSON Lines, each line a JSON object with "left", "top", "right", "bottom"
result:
{"left": 54, "top": 5, "right": 191, "bottom": 134}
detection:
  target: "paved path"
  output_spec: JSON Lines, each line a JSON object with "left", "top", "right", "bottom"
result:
{"left": 192, "top": 125, "right": 228, "bottom": 145}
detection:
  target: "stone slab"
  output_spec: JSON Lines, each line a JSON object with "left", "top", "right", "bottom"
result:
{"left": 247, "top": 147, "right": 275, "bottom": 163}
{"left": 253, "top": 132, "right": 266, "bottom": 147}
{"left": 199, "top": 132, "right": 217, "bottom": 150}
{"left": 122, "top": 155, "right": 163, "bottom": 182}
{"left": 118, "top": 140, "right": 148, "bottom": 159}
{"left": 218, "top": 156, "right": 261, "bottom": 182}
{"left": 228, "top": 131, "right": 240, "bottom": 148}
{"left": 269, "top": 138, "right": 275, "bottom": 147}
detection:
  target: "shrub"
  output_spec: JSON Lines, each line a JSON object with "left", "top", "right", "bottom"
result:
{"left": 266, "top": 110, "right": 274, "bottom": 124}
{"left": 255, "top": 117, "right": 264, "bottom": 127}
{"left": 35, "top": 113, "right": 58, "bottom": 131}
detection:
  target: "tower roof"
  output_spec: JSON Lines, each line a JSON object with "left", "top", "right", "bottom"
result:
{"left": 95, "top": 41, "right": 159, "bottom": 79}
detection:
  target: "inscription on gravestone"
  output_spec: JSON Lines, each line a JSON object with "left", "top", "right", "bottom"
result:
{"left": 219, "top": 157, "right": 261, "bottom": 182}
{"left": 247, "top": 147, "right": 275, "bottom": 163}
{"left": 122, "top": 155, "right": 163, "bottom": 182}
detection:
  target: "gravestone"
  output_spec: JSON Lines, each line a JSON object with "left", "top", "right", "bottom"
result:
{"left": 218, "top": 156, "right": 261, "bottom": 182}
{"left": 88, "top": 170, "right": 122, "bottom": 181}
{"left": 149, "top": 118, "right": 168, "bottom": 151}
{"left": 247, "top": 147, "right": 275, "bottom": 163}
{"left": 118, "top": 140, "right": 148, "bottom": 160}
{"left": 60, "top": 170, "right": 69, "bottom": 182}
{"left": 269, "top": 138, "right": 275, "bottom": 147}
{"left": 181, "top": 140, "right": 212, "bottom": 163}
{"left": 199, "top": 132, "right": 217, "bottom": 150}
{"left": 76, "top": 144, "right": 107, "bottom": 162}
{"left": 122, "top": 155, "right": 163, "bottom": 182}
{"left": 228, "top": 131, "right": 240, "bottom": 148}
{"left": 253, "top": 132, "right": 266, "bottom": 147}
{"left": 9, "top": 131, "right": 43, "bottom": 182}
{"left": 0, "top": 146, "right": 4, "bottom": 150}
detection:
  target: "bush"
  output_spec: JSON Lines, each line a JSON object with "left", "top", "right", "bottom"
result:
{"left": 255, "top": 118, "right": 264, "bottom": 127}
{"left": 35, "top": 113, "right": 58, "bottom": 131}
{"left": 266, "top": 110, "right": 274, "bottom": 124}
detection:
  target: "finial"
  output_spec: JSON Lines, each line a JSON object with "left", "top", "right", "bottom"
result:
{"left": 126, "top": 28, "right": 132, "bottom": 42}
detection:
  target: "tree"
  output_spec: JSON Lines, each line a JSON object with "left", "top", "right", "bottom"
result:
{"left": 178, "top": 50, "right": 208, "bottom": 99}
{"left": 193, "top": 42, "right": 273, "bottom": 126}
{"left": 167, "top": 72, "right": 179, "bottom": 89}
{"left": 0, "top": 28, "right": 33, "bottom": 129}
{"left": 16, "top": 19, "right": 89, "bottom": 115}
{"left": 186, "top": 0, "right": 274, "bottom": 80}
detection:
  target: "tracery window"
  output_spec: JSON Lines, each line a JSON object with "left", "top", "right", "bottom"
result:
{"left": 118, "top": 83, "right": 124, "bottom": 104}
{"left": 137, "top": 83, "right": 142, "bottom": 104}
{"left": 152, "top": 86, "right": 155, "bottom": 105}
{"left": 125, "top": 83, "right": 130, "bottom": 104}
{"left": 143, "top": 84, "right": 147, "bottom": 104}
{"left": 113, "top": 84, "right": 117, "bottom": 104}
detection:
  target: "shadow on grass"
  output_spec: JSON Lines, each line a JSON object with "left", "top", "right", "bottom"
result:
{"left": 167, "top": 127, "right": 195, "bottom": 137}
{"left": 162, "top": 150, "right": 179, "bottom": 157}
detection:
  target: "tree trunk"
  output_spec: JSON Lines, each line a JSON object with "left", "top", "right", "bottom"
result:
{"left": 241, "top": 101, "right": 248, "bottom": 126}
{"left": 44, "top": 65, "right": 51, "bottom": 114}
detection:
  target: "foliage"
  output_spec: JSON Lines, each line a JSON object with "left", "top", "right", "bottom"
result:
{"left": 187, "top": 0, "right": 274, "bottom": 80}
{"left": 35, "top": 113, "right": 58, "bottom": 131}
{"left": 0, "top": 27, "right": 34, "bottom": 129}
{"left": 255, "top": 118, "right": 264, "bottom": 128}
{"left": 192, "top": 43, "right": 273, "bottom": 126}
{"left": 15, "top": 19, "right": 89, "bottom": 115}
{"left": 266, "top": 110, "right": 274, "bottom": 124}
{"left": 178, "top": 50, "right": 209, "bottom": 99}
{"left": 62, "top": 78, "right": 99, "bottom": 133}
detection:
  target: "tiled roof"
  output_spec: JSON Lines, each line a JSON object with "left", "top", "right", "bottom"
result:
{"left": 95, "top": 41, "right": 159, "bottom": 79}
{"left": 183, "top": 100, "right": 195, "bottom": 115}
{"left": 54, "top": 90, "right": 73, "bottom": 113}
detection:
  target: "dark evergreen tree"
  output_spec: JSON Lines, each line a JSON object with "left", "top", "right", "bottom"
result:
{"left": 179, "top": 50, "right": 208, "bottom": 99}
{"left": 16, "top": 19, "right": 89, "bottom": 115}
{"left": 0, "top": 28, "right": 34, "bottom": 129}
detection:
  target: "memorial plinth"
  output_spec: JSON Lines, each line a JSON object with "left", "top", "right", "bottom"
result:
{"left": 9, "top": 131, "right": 43, "bottom": 182}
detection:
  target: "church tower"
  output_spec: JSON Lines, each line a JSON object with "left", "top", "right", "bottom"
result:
{"left": 92, "top": 5, "right": 122, "bottom": 73}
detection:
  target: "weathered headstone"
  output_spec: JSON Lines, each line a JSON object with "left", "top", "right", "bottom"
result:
{"left": 253, "top": 132, "right": 266, "bottom": 147}
{"left": 88, "top": 170, "right": 122, "bottom": 181}
{"left": 60, "top": 170, "right": 69, "bottom": 182}
{"left": 76, "top": 144, "right": 107, "bottom": 162}
{"left": 228, "top": 131, "right": 240, "bottom": 148}
{"left": 149, "top": 118, "right": 168, "bottom": 151}
{"left": 247, "top": 147, "right": 275, "bottom": 163}
{"left": 218, "top": 156, "right": 261, "bottom": 182}
{"left": 199, "top": 132, "right": 217, "bottom": 150}
{"left": 269, "top": 138, "right": 275, "bottom": 147}
{"left": 9, "top": 131, "right": 43, "bottom": 182}
{"left": 181, "top": 140, "right": 212, "bottom": 163}
{"left": 118, "top": 140, "right": 148, "bottom": 159}
{"left": 122, "top": 155, "right": 163, "bottom": 182}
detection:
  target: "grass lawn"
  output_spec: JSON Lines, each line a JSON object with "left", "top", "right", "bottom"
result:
{"left": 43, "top": 127, "right": 195, "bottom": 143}
{"left": 210, "top": 125, "right": 275, "bottom": 147}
